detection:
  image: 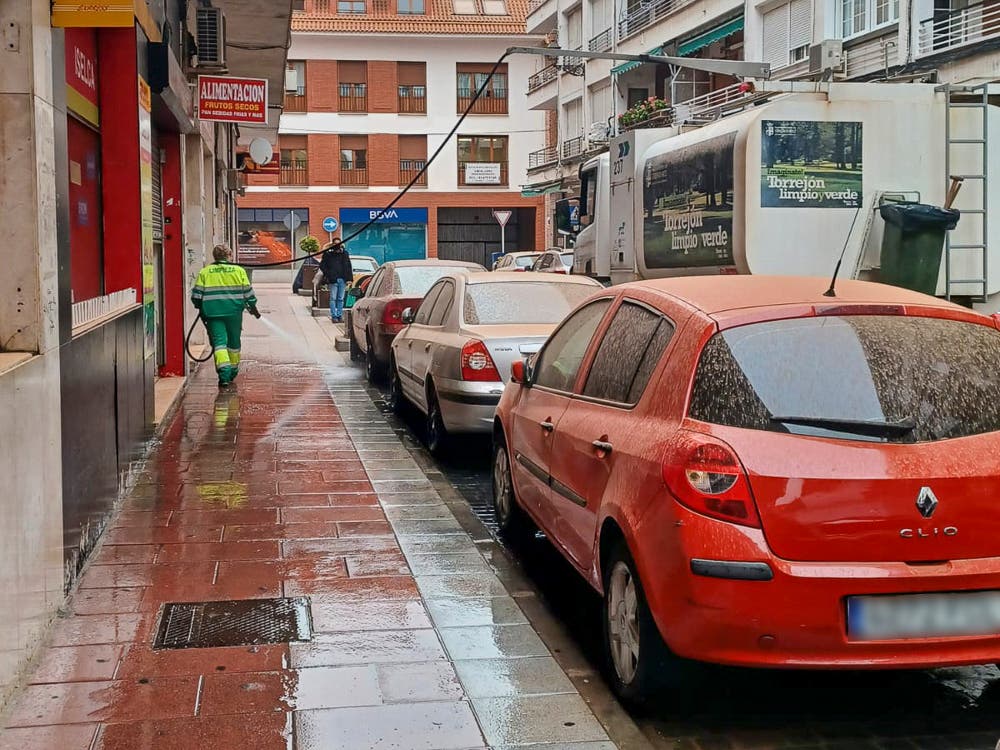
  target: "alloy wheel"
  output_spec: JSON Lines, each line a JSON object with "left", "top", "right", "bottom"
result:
{"left": 607, "top": 560, "right": 640, "bottom": 685}
{"left": 493, "top": 442, "right": 512, "bottom": 522}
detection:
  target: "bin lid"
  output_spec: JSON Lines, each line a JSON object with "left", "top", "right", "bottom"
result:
{"left": 879, "top": 203, "right": 960, "bottom": 232}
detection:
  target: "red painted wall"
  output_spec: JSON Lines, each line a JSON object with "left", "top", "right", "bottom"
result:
{"left": 160, "top": 134, "right": 185, "bottom": 376}
{"left": 67, "top": 117, "right": 104, "bottom": 301}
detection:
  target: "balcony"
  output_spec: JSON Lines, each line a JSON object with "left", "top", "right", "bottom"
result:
{"left": 398, "top": 90, "right": 427, "bottom": 113}
{"left": 339, "top": 86, "right": 367, "bottom": 112}
{"left": 618, "top": 0, "right": 697, "bottom": 41}
{"left": 399, "top": 160, "right": 428, "bottom": 186}
{"left": 280, "top": 159, "right": 308, "bottom": 185}
{"left": 528, "top": 147, "right": 558, "bottom": 171}
{"left": 562, "top": 136, "right": 585, "bottom": 160}
{"left": 843, "top": 32, "right": 899, "bottom": 77}
{"left": 284, "top": 92, "right": 307, "bottom": 112}
{"left": 457, "top": 91, "right": 509, "bottom": 115}
{"left": 589, "top": 28, "right": 612, "bottom": 52}
{"left": 340, "top": 167, "right": 368, "bottom": 186}
{"left": 458, "top": 161, "right": 509, "bottom": 186}
{"left": 527, "top": 65, "right": 558, "bottom": 111}
{"left": 918, "top": 0, "right": 1000, "bottom": 57}
{"left": 526, "top": 0, "right": 557, "bottom": 35}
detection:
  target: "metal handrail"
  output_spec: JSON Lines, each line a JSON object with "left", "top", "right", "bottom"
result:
{"left": 562, "top": 135, "right": 585, "bottom": 159}
{"left": 589, "top": 28, "right": 612, "bottom": 51}
{"left": 617, "top": 0, "right": 697, "bottom": 40}
{"left": 528, "top": 147, "right": 559, "bottom": 169}
{"left": 528, "top": 65, "right": 558, "bottom": 93}
{"left": 918, "top": 0, "right": 1000, "bottom": 56}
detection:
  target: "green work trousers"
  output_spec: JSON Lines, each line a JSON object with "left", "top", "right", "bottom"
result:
{"left": 204, "top": 314, "right": 243, "bottom": 383}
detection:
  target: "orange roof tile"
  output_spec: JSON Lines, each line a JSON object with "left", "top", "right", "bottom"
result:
{"left": 292, "top": 0, "right": 533, "bottom": 34}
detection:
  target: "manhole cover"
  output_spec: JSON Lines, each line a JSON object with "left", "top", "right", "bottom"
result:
{"left": 153, "top": 597, "right": 312, "bottom": 650}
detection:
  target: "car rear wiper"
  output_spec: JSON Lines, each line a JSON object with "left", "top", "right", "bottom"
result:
{"left": 768, "top": 415, "right": 916, "bottom": 438}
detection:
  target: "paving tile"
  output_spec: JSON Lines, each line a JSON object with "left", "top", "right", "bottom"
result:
{"left": 29, "top": 645, "right": 124, "bottom": 684}
{"left": 224, "top": 522, "right": 340, "bottom": 542}
{"left": 336, "top": 520, "right": 395, "bottom": 537}
{"left": 391, "top": 519, "right": 468, "bottom": 536}
{"left": 295, "top": 701, "right": 484, "bottom": 750}
{"left": 283, "top": 537, "right": 400, "bottom": 558}
{"left": 398, "top": 536, "right": 480, "bottom": 555}
{"left": 471, "top": 694, "right": 609, "bottom": 746}
{"left": 453, "top": 657, "right": 576, "bottom": 698}
{"left": 94, "top": 545, "right": 160, "bottom": 565}
{"left": 79, "top": 562, "right": 217, "bottom": 589}
{"left": 280, "top": 479, "right": 372, "bottom": 494}
{"left": 280, "top": 506, "right": 385, "bottom": 524}
{"left": 284, "top": 575, "right": 420, "bottom": 601}
{"left": 291, "top": 629, "right": 447, "bottom": 667}
{"left": 70, "top": 588, "right": 145, "bottom": 616}
{"left": 344, "top": 551, "right": 411, "bottom": 577}
{"left": 425, "top": 597, "right": 529, "bottom": 629}
{"left": 200, "top": 665, "right": 381, "bottom": 714}
{"left": 153, "top": 541, "right": 281, "bottom": 563}
{"left": 0, "top": 724, "right": 98, "bottom": 750}
{"left": 416, "top": 573, "right": 511, "bottom": 600}
{"left": 94, "top": 712, "right": 292, "bottom": 750}
{"left": 167, "top": 509, "right": 279, "bottom": 526}
{"left": 111, "top": 511, "right": 171, "bottom": 528}
{"left": 375, "top": 661, "right": 465, "bottom": 703}
{"left": 5, "top": 676, "right": 199, "bottom": 727}
{"left": 310, "top": 598, "right": 432, "bottom": 632}
{"left": 102, "top": 525, "right": 224, "bottom": 545}
{"left": 319, "top": 468, "right": 373, "bottom": 481}
{"left": 384, "top": 504, "right": 456, "bottom": 522}
{"left": 439, "top": 624, "right": 551, "bottom": 661}
{"left": 115, "top": 644, "right": 289, "bottom": 680}
{"left": 49, "top": 614, "right": 148, "bottom": 647}
{"left": 406, "top": 552, "right": 494, "bottom": 576}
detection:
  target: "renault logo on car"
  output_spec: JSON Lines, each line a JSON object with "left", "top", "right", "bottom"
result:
{"left": 916, "top": 486, "right": 938, "bottom": 518}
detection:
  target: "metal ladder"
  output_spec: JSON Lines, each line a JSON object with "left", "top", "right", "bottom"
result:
{"left": 938, "top": 82, "right": 990, "bottom": 301}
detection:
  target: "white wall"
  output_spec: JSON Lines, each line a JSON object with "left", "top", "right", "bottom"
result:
{"left": 284, "top": 33, "right": 546, "bottom": 192}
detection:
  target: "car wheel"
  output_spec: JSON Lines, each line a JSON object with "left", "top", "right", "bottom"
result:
{"left": 492, "top": 431, "right": 535, "bottom": 542}
{"left": 349, "top": 326, "right": 362, "bottom": 361}
{"left": 365, "top": 332, "right": 382, "bottom": 384}
{"left": 601, "top": 541, "right": 683, "bottom": 706}
{"left": 425, "top": 385, "right": 449, "bottom": 456}
{"left": 387, "top": 358, "right": 406, "bottom": 414}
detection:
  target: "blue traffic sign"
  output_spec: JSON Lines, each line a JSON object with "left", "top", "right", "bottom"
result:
{"left": 322, "top": 216, "right": 339, "bottom": 232}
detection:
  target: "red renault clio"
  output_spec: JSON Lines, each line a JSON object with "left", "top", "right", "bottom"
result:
{"left": 492, "top": 275, "right": 1000, "bottom": 702}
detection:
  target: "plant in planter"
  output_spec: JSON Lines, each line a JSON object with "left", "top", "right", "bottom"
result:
{"left": 618, "top": 97, "right": 671, "bottom": 130}
{"left": 299, "top": 235, "right": 320, "bottom": 257}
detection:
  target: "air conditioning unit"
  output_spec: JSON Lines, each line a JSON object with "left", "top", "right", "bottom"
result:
{"left": 809, "top": 39, "right": 844, "bottom": 74}
{"left": 194, "top": 6, "right": 226, "bottom": 69}
{"left": 587, "top": 121, "right": 610, "bottom": 143}
{"left": 223, "top": 168, "right": 243, "bottom": 192}
{"left": 285, "top": 67, "right": 299, "bottom": 92}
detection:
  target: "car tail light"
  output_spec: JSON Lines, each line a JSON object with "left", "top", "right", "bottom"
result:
{"left": 662, "top": 434, "right": 761, "bottom": 528}
{"left": 461, "top": 340, "right": 500, "bottom": 382}
{"left": 383, "top": 298, "right": 419, "bottom": 329}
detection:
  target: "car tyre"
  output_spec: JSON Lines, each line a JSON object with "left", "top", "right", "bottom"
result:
{"left": 365, "top": 332, "right": 382, "bottom": 384}
{"left": 387, "top": 358, "right": 406, "bottom": 414}
{"left": 492, "top": 431, "right": 535, "bottom": 542}
{"left": 601, "top": 541, "right": 687, "bottom": 707}
{"left": 425, "top": 385, "right": 449, "bottom": 456}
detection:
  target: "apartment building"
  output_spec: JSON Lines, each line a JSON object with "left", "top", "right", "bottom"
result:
{"left": 239, "top": 0, "right": 547, "bottom": 272}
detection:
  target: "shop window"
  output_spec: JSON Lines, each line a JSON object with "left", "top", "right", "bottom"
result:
{"left": 237, "top": 209, "right": 308, "bottom": 265}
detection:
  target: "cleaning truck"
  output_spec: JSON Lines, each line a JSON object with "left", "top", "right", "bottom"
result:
{"left": 570, "top": 81, "right": 999, "bottom": 307}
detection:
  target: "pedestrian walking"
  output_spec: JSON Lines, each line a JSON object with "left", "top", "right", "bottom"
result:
{"left": 319, "top": 238, "right": 353, "bottom": 323}
{"left": 191, "top": 244, "right": 261, "bottom": 388}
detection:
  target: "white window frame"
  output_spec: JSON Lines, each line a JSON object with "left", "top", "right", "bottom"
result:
{"left": 838, "top": 0, "right": 899, "bottom": 40}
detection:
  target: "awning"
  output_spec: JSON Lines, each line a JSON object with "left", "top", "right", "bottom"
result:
{"left": 611, "top": 46, "right": 663, "bottom": 75}
{"left": 520, "top": 178, "right": 565, "bottom": 197}
{"left": 677, "top": 16, "right": 744, "bottom": 56}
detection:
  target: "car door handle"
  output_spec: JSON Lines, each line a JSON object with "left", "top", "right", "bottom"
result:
{"left": 540, "top": 421, "right": 554, "bottom": 432}
{"left": 592, "top": 440, "right": 613, "bottom": 453}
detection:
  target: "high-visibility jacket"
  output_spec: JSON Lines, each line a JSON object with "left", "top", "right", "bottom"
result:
{"left": 191, "top": 262, "right": 257, "bottom": 318}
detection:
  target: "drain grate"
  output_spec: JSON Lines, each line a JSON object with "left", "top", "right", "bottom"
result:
{"left": 153, "top": 597, "right": 313, "bottom": 650}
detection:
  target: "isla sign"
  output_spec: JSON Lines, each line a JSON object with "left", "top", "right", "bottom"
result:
{"left": 65, "top": 28, "right": 99, "bottom": 126}
{"left": 198, "top": 76, "right": 269, "bottom": 125}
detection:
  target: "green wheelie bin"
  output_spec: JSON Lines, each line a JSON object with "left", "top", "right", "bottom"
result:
{"left": 878, "top": 202, "right": 960, "bottom": 295}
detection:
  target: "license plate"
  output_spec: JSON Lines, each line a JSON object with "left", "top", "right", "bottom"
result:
{"left": 847, "top": 591, "right": 1000, "bottom": 641}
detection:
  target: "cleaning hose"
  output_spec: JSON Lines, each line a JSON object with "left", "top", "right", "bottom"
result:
{"left": 184, "top": 54, "right": 510, "bottom": 362}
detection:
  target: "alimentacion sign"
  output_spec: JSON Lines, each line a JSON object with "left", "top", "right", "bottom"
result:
{"left": 198, "top": 76, "right": 269, "bottom": 125}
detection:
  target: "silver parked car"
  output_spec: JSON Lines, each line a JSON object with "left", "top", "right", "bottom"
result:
{"left": 387, "top": 272, "right": 602, "bottom": 454}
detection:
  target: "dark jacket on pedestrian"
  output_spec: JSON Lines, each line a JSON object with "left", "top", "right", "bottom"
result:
{"left": 320, "top": 245, "right": 353, "bottom": 284}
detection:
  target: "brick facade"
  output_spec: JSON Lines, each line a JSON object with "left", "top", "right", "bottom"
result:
{"left": 369, "top": 61, "right": 399, "bottom": 113}
{"left": 306, "top": 60, "right": 338, "bottom": 111}
{"left": 307, "top": 134, "right": 340, "bottom": 185}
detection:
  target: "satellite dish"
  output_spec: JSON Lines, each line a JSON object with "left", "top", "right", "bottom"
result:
{"left": 248, "top": 138, "right": 273, "bottom": 166}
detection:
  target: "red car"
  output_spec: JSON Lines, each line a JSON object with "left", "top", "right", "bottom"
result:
{"left": 492, "top": 275, "right": 1000, "bottom": 702}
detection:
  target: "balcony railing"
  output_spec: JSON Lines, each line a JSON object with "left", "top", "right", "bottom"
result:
{"left": 340, "top": 167, "right": 368, "bottom": 186}
{"left": 398, "top": 90, "right": 427, "bottom": 113}
{"left": 618, "top": 0, "right": 696, "bottom": 40}
{"left": 458, "top": 161, "right": 509, "bottom": 186}
{"left": 562, "top": 136, "right": 585, "bottom": 160}
{"left": 457, "top": 91, "right": 509, "bottom": 114}
{"left": 280, "top": 159, "right": 308, "bottom": 185}
{"left": 284, "top": 92, "right": 307, "bottom": 112}
{"left": 400, "top": 160, "right": 428, "bottom": 186}
{"left": 528, "top": 147, "right": 559, "bottom": 169}
{"left": 528, "top": 65, "right": 558, "bottom": 93}
{"left": 339, "top": 87, "right": 367, "bottom": 112}
{"left": 589, "top": 28, "right": 612, "bottom": 51}
{"left": 918, "top": 0, "right": 1000, "bottom": 56}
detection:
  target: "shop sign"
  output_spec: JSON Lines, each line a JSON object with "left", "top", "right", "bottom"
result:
{"left": 340, "top": 208, "right": 428, "bottom": 224}
{"left": 761, "top": 120, "right": 863, "bottom": 209}
{"left": 52, "top": 1, "right": 135, "bottom": 27}
{"left": 464, "top": 163, "right": 501, "bottom": 185}
{"left": 65, "top": 28, "right": 99, "bottom": 127}
{"left": 198, "top": 76, "right": 269, "bottom": 124}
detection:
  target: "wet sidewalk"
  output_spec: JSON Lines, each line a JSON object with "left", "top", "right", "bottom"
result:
{"left": 0, "top": 286, "right": 616, "bottom": 750}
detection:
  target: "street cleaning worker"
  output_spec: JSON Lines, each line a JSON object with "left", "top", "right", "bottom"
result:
{"left": 191, "top": 244, "right": 261, "bottom": 388}
{"left": 319, "top": 238, "right": 353, "bottom": 323}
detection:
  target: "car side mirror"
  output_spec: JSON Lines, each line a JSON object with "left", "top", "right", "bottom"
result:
{"left": 401, "top": 307, "right": 415, "bottom": 325}
{"left": 511, "top": 359, "right": 530, "bottom": 386}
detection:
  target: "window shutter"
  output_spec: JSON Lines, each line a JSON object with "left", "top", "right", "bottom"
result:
{"left": 789, "top": 0, "right": 812, "bottom": 51}
{"left": 762, "top": 4, "right": 790, "bottom": 69}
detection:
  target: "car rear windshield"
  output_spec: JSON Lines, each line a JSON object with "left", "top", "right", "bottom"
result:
{"left": 560, "top": 253, "right": 574, "bottom": 266}
{"left": 393, "top": 267, "right": 469, "bottom": 296}
{"left": 516, "top": 255, "right": 539, "bottom": 268}
{"left": 464, "top": 282, "right": 595, "bottom": 325}
{"left": 353, "top": 259, "right": 376, "bottom": 273}
{"left": 689, "top": 315, "right": 1000, "bottom": 443}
